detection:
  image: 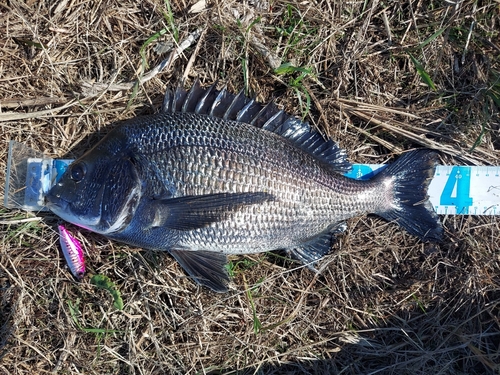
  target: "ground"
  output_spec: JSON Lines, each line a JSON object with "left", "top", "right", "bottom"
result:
{"left": 0, "top": 0, "right": 499, "bottom": 374}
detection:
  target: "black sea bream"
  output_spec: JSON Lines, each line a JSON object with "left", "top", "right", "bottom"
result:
{"left": 45, "top": 81, "right": 442, "bottom": 292}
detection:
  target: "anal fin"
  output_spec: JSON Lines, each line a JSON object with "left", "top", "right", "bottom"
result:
{"left": 170, "top": 249, "right": 229, "bottom": 292}
{"left": 288, "top": 222, "right": 347, "bottom": 270}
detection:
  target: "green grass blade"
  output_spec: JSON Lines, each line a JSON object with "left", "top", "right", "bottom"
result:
{"left": 67, "top": 299, "right": 84, "bottom": 330}
{"left": 246, "top": 285, "right": 262, "bottom": 334}
{"left": 139, "top": 28, "right": 168, "bottom": 70}
{"left": 409, "top": 53, "right": 436, "bottom": 91}
{"left": 163, "top": 0, "right": 179, "bottom": 42}
{"left": 418, "top": 28, "right": 446, "bottom": 49}
{"left": 81, "top": 327, "right": 122, "bottom": 334}
{"left": 274, "top": 62, "right": 311, "bottom": 76}
{"left": 13, "top": 38, "right": 45, "bottom": 49}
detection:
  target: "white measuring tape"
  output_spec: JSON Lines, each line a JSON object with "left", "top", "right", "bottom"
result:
{"left": 345, "top": 164, "right": 500, "bottom": 215}
{"left": 4, "top": 144, "right": 500, "bottom": 215}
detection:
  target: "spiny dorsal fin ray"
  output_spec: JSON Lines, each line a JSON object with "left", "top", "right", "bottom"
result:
{"left": 210, "top": 87, "right": 232, "bottom": 117}
{"left": 236, "top": 99, "right": 261, "bottom": 123}
{"left": 173, "top": 86, "right": 188, "bottom": 112}
{"left": 261, "top": 109, "right": 288, "bottom": 132}
{"left": 182, "top": 79, "right": 204, "bottom": 113}
{"left": 250, "top": 101, "right": 279, "bottom": 128}
{"left": 161, "top": 89, "right": 173, "bottom": 113}
{"left": 223, "top": 89, "right": 250, "bottom": 120}
{"left": 161, "top": 82, "right": 351, "bottom": 173}
{"left": 195, "top": 80, "right": 219, "bottom": 114}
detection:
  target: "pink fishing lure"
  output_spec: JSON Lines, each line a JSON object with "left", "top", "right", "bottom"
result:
{"left": 58, "top": 224, "right": 85, "bottom": 279}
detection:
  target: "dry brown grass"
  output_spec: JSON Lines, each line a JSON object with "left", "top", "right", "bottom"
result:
{"left": 1, "top": 0, "right": 499, "bottom": 374}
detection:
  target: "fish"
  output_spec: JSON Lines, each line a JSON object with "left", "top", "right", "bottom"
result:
{"left": 58, "top": 224, "right": 85, "bottom": 279}
{"left": 45, "top": 80, "right": 442, "bottom": 292}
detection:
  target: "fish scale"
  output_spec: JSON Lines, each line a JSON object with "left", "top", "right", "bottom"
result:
{"left": 45, "top": 82, "right": 442, "bottom": 292}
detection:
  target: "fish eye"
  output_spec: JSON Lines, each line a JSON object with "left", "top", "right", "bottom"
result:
{"left": 70, "top": 163, "right": 87, "bottom": 182}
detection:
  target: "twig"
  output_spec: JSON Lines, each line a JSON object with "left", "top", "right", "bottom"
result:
{"left": 249, "top": 33, "right": 281, "bottom": 70}
{"left": 80, "top": 28, "right": 203, "bottom": 96}
{"left": 0, "top": 100, "right": 78, "bottom": 122}
{"left": 0, "top": 97, "right": 67, "bottom": 109}
{"left": 461, "top": 20, "right": 475, "bottom": 65}
{"left": 381, "top": 8, "right": 392, "bottom": 45}
{"left": 336, "top": 98, "right": 421, "bottom": 119}
{"left": 182, "top": 26, "right": 208, "bottom": 82}
{"left": 0, "top": 217, "right": 41, "bottom": 225}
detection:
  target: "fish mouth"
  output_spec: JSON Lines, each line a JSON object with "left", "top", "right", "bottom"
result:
{"left": 44, "top": 193, "right": 76, "bottom": 223}
{"left": 44, "top": 192, "right": 98, "bottom": 228}
{"left": 44, "top": 191, "right": 69, "bottom": 213}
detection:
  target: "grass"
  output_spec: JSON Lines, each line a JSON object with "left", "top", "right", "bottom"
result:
{"left": 0, "top": 0, "right": 499, "bottom": 374}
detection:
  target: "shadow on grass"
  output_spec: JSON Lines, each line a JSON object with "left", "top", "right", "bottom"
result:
{"left": 207, "top": 288, "right": 500, "bottom": 375}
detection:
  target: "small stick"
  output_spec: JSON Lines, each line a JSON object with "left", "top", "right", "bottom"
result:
{"left": 0, "top": 217, "right": 41, "bottom": 225}
{"left": 80, "top": 28, "right": 203, "bottom": 96}
{"left": 182, "top": 26, "right": 208, "bottom": 82}
{"left": 461, "top": 20, "right": 475, "bottom": 65}
{"left": 381, "top": 8, "right": 392, "bottom": 45}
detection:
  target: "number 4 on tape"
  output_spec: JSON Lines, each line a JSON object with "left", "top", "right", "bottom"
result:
{"left": 440, "top": 166, "right": 473, "bottom": 214}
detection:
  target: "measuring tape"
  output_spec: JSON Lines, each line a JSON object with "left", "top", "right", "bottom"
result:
{"left": 345, "top": 164, "right": 500, "bottom": 215}
{"left": 4, "top": 154, "right": 500, "bottom": 215}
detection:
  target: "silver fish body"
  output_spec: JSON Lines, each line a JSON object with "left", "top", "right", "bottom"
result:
{"left": 46, "top": 82, "right": 442, "bottom": 292}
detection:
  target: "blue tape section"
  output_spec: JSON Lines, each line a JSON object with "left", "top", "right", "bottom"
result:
{"left": 53, "top": 160, "right": 71, "bottom": 184}
{"left": 344, "top": 164, "right": 387, "bottom": 180}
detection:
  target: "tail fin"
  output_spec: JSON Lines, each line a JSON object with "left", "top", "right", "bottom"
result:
{"left": 375, "top": 149, "right": 442, "bottom": 242}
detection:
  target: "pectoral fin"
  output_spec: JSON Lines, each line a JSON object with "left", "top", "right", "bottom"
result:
{"left": 150, "top": 192, "right": 274, "bottom": 231}
{"left": 170, "top": 249, "right": 229, "bottom": 292}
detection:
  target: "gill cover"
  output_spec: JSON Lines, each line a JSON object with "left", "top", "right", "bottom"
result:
{"left": 98, "top": 156, "right": 142, "bottom": 233}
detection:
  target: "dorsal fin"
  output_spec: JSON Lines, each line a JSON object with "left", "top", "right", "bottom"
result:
{"left": 161, "top": 82, "right": 351, "bottom": 173}
{"left": 223, "top": 90, "right": 251, "bottom": 120}
{"left": 182, "top": 79, "right": 204, "bottom": 113}
{"left": 195, "top": 81, "right": 219, "bottom": 114}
